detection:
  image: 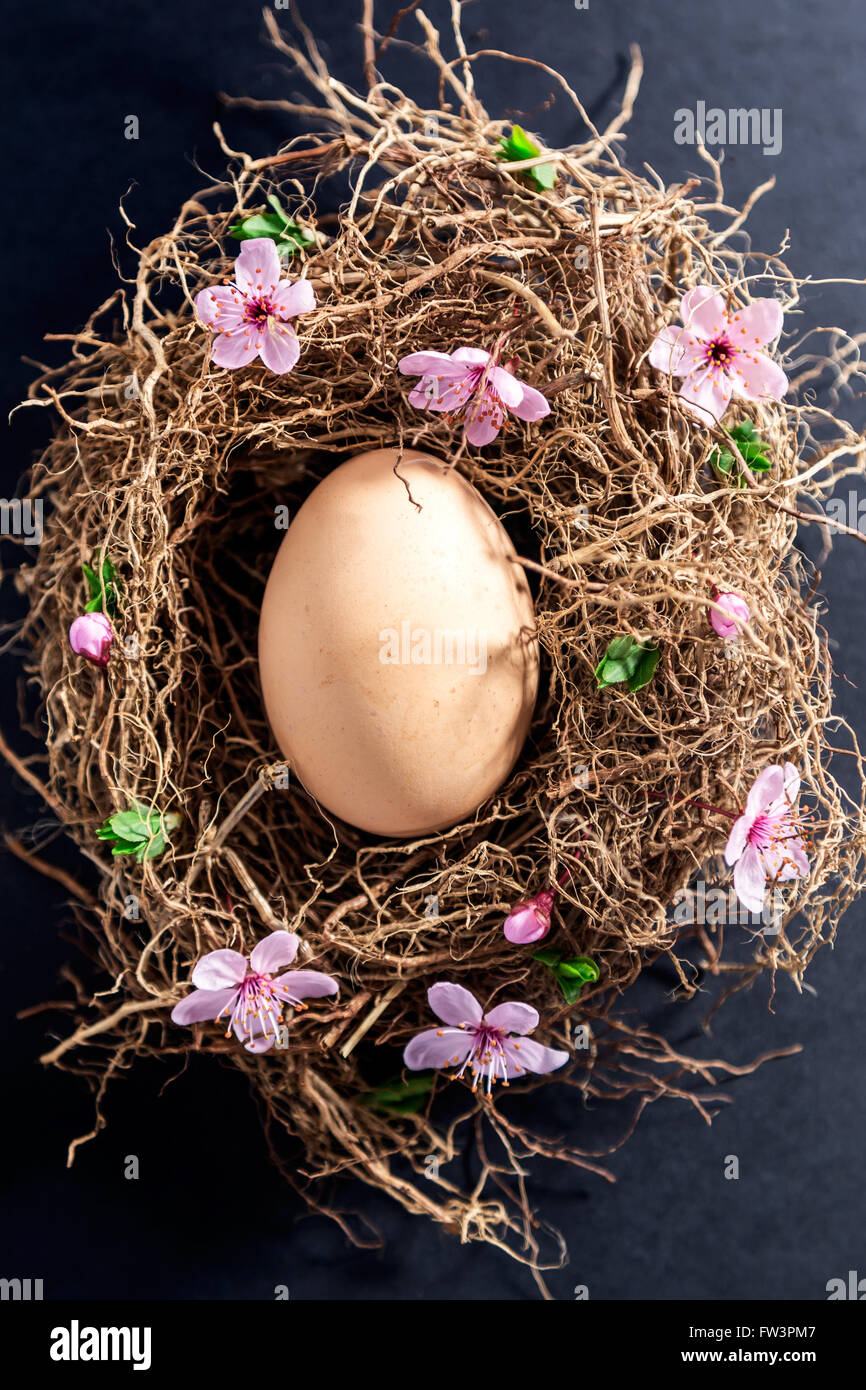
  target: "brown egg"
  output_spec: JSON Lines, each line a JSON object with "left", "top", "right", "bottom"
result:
{"left": 258, "top": 448, "right": 539, "bottom": 836}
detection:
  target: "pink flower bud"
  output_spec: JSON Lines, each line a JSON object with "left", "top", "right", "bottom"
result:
{"left": 710, "top": 591, "right": 750, "bottom": 641}
{"left": 69, "top": 612, "right": 114, "bottom": 668}
{"left": 503, "top": 889, "right": 555, "bottom": 944}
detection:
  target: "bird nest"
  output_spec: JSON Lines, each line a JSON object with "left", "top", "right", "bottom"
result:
{"left": 6, "top": 4, "right": 866, "bottom": 1292}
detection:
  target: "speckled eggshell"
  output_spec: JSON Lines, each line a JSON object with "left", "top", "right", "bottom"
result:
{"left": 258, "top": 448, "right": 539, "bottom": 837}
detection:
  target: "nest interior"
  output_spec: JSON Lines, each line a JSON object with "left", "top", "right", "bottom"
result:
{"left": 7, "top": 5, "right": 866, "bottom": 1285}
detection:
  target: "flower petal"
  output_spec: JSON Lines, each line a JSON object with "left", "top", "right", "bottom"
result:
{"left": 488, "top": 365, "right": 525, "bottom": 409}
{"left": 452, "top": 347, "right": 492, "bottom": 368}
{"left": 234, "top": 1016, "right": 277, "bottom": 1054}
{"left": 728, "top": 298, "right": 783, "bottom": 348}
{"left": 427, "top": 982, "right": 483, "bottom": 1026}
{"left": 503, "top": 1037, "right": 569, "bottom": 1077}
{"left": 762, "top": 838, "right": 809, "bottom": 883}
{"left": 408, "top": 379, "right": 444, "bottom": 411}
{"left": 724, "top": 814, "right": 749, "bottom": 866}
{"left": 427, "top": 373, "right": 476, "bottom": 412}
{"left": 257, "top": 321, "right": 301, "bottom": 375}
{"left": 731, "top": 349, "right": 787, "bottom": 404}
{"left": 398, "top": 350, "right": 466, "bottom": 378}
{"left": 511, "top": 382, "right": 552, "bottom": 423}
{"left": 210, "top": 328, "right": 261, "bottom": 369}
{"left": 249, "top": 931, "right": 299, "bottom": 975}
{"left": 464, "top": 396, "right": 505, "bottom": 447}
{"left": 191, "top": 948, "right": 248, "bottom": 990}
{"left": 271, "top": 278, "right": 316, "bottom": 319}
{"left": 786, "top": 840, "right": 810, "bottom": 878}
{"left": 764, "top": 778, "right": 801, "bottom": 821}
{"left": 234, "top": 238, "right": 282, "bottom": 295}
{"left": 171, "top": 986, "right": 238, "bottom": 1026}
{"left": 710, "top": 592, "right": 750, "bottom": 639}
{"left": 745, "top": 765, "right": 785, "bottom": 819}
{"left": 733, "top": 843, "right": 767, "bottom": 914}
{"left": 680, "top": 287, "right": 728, "bottom": 339}
{"left": 484, "top": 1001, "right": 539, "bottom": 1034}
{"left": 648, "top": 324, "right": 704, "bottom": 377}
{"left": 677, "top": 366, "right": 733, "bottom": 425}
{"left": 503, "top": 902, "right": 550, "bottom": 944}
{"left": 273, "top": 969, "right": 338, "bottom": 1001}
{"left": 194, "top": 285, "right": 245, "bottom": 330}
{"left": 69, "top": 613, "right": 114, "bottom": 666}
{"left": 404, "top": 1027, "right": 474, "bottom": 1071}
{"left": 408, "top": 370, "right": 474, "bottom": 412}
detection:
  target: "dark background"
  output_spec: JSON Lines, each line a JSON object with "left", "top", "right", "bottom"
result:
{"left": 1, "top": 0, "right": 864, "bottom": 1301}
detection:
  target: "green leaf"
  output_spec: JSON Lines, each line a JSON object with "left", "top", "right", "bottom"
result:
{"left": 556, "top": 956, "right": 599, "bottom": 1003}
{"left": 232, "top": 213, "right": 287, "bottom": 239}
{"left": 628, "top": 644, "right": 661, "bottom": 692}
{"left": 557, "top": 956, "right": 600, "bottom": 983}
{"left": 497, "top": 124, "right": 556, "bottom": 193}
{"left": 229, "top": 200, "right": 316, "bottom": 255}
{"left": 530, "top": 160, "right": 557, "bottom": 190}
{"left": 711, "top": 448, "right": 734, "bottom": 473}
{"left": 107, "top": 810, "right": 151, "bottom": 840}
{"left": 372, "top": 1095, "right": 428, "bottom": 1115}
{"left": 559, "top": 975, "right": 592, "bottom": 1004}
{"left": 557, "top": 976, "right": 582, "bottom": 1004}
{"left": 362, "top": 1073, "right": 435, "bottom": 1115}
{"left": 598, "top": 658, "right": 630, "bottom": 684}
{"left": 596, "top": 635, "right": 660, "bottom": 693}
{"left": 110, "top": 840, "right": 145, "bottom": 858}
{"left": 82, "top": 553, "right": 121, "bottom": 616}
{"left": 97, "top": 801, "right": 180, "bottom": 861}
{"left": 139, "top": 832, "right": 167, "bottom": 862}
{"left": 266, "top": 192, "right": 288, "bottom": 219}
{"left": 711, "top": 420, "right": 772, "bottom": 486}
{"left": 534, "top": 950, "right": 600, "bottom": 1003}
{"left": 606, "top": 635, "right": 637, "bottom": 661}
{"left": 499, "top": 123, "right": 539, "bottom": 161}
{"left": 531, "top": 947, "right": 562, "bottom": 968}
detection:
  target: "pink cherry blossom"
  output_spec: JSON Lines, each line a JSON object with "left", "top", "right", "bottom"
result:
{"left": 170, "top": 930, "right": 338, "bottom": 1053}
{"left": 403, "top": 982, "right": 568, "bottom": 1092}
{"left": 710, "top": 590, "right": 751, "bottom": 640}
{"left": 503, "top": 889, "right": 555, "bottom": 944}
{"left": 724, "top": 763, "right": 810, "bottom": 914}
{"left": 649, "top": 287, "right": 787, "bottom": 425}
{"left": 194, "top": 238, "right": 316, "bottom": 375}
{"left": 398, "top": 347, "right": 550, "bottom": 447}
{"left": 69, "top": 612, "right": 113, "bottom": 668}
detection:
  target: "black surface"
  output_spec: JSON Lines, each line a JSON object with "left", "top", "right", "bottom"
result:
{"left": 1, "top": 0, "right": 864, "bottom": 1301}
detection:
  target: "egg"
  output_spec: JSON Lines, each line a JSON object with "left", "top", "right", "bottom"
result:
{"left": 258, "top": 448, "right": 539, "bottom": 837}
